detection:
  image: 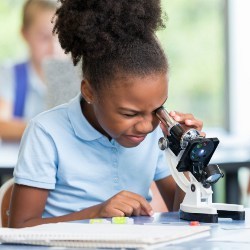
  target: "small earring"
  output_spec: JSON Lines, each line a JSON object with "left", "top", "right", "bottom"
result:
{"left": 87, "top": 101, "right": 91, "bottom": 104}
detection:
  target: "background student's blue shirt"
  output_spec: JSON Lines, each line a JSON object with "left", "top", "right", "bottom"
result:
{"left": 14, "top": 94, "right": 170, "bottom": 218}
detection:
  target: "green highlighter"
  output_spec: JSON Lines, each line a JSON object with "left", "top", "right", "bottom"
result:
{"left": 89, "top": 218, "right": 111, "bottom": 224}
{"left": 112, "top": 217, "right": 134, "bottom": 224}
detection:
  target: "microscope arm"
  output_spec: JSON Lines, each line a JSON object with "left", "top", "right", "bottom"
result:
{"left": 165, "top": 149, "right": 189, "bottom": 193}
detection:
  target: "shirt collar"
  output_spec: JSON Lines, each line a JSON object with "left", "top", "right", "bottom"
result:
{"left": 68, "top": 94, "right": 103, "bottom": 141}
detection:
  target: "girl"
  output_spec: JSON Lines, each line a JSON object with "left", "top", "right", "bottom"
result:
{"left": 9, "top": 0, "right": 203, "bottom": 228}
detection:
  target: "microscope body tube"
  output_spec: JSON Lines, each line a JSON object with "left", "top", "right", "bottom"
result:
{"left": 155, "top": 107, "right": 185, "bottom": 141}
{"left": 156, "top": 107, "right": 200, "bottom": 154}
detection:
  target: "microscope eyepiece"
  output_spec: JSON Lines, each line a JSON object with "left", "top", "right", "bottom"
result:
{"left": 155, "top": 107, "right": 178, "bottom": 129}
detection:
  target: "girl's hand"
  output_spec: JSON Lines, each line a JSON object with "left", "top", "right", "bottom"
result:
{"left": 169, "top": 111, "right": 205, "bottom": 137}
{"left": 96, "top": 191, "right": 154, "bottom": 218}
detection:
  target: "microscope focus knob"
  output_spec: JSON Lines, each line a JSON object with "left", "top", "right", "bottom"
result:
{"left": 158, "top": 137, "right": 169, "bottom": 150}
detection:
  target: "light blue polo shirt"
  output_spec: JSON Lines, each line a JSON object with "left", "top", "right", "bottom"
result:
{"left": 14, "top": 94, "right": 170, "bottom": 218}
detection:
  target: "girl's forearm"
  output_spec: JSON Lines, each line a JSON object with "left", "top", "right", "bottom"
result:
{"left": 9, "top": 204, "right": 101, "bottom": 228}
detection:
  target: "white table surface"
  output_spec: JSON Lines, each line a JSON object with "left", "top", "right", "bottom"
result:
{"left": 0, "top": 141, "right": 19, "bottom": 168}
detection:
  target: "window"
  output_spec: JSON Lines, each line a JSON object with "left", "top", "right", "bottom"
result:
{"left": 158, "top": 0, "right": 226, "bottom": 129}
{"left": 227, "top": 0, "right": 250, "bottom": 135}
{"left": 0, "top": 0, "right": 26, "bottom": 62}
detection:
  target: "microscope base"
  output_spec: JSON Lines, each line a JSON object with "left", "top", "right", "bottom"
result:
{"left": 180, "top": 209, "right": 218, "bottom": 223}
{"left": 217, "top": 209, "right": 245, "bottom": 220}
{"left": 180, "top": 206, "right": 245, "bottom": 223}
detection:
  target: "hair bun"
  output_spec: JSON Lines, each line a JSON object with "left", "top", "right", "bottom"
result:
{"left": 53, "top": 0, "right": 165, "bottom": 65}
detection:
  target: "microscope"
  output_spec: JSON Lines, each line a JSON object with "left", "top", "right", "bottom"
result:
{"left": 156, "top": 107, "right": 245, "bottom": 223}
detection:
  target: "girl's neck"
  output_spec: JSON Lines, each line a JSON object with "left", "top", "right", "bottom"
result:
{"left": 80, "top": 98, "right": 111, "bottom": 139}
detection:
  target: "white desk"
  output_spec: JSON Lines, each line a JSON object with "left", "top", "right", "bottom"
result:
{"left": 0, "top": 142, "right": 19, "bottom": 185}
{"left": 0, "top": 142, "right": 19, "bottom": 167}
{"left": 0, "top": 208, "right": 249, "bottom": 249}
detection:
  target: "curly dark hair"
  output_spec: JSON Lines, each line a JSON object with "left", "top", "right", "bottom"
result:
{"left": 53, "top": 0, "right": 168, "bottom": 92}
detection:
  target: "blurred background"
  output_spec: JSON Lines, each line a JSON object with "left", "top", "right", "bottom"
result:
{"left": 1, "top": 0, "right": 248, "bottom": 131}
{"left": 0, "top": 0, "right": 250, "bottom": 207}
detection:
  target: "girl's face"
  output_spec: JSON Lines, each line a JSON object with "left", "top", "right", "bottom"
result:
{"left": 82, "top": 73, "right": 168, "bottom": 148}
{"left": 22, "top": 9, "right": 64, "bottom": 66}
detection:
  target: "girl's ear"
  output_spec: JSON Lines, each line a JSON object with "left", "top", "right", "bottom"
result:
{"left": 81, "top": 79, "right": 94, "bottom": 104}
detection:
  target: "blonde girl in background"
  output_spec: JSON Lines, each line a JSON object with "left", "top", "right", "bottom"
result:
{"left": 0, "top": 0, "right": 64, "bottom": 141}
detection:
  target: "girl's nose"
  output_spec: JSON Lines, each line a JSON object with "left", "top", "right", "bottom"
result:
{"left": 134, "top": 116, "right": 158, "bottom": 134}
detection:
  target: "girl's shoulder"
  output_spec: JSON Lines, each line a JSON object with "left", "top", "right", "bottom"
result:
{"left": 28, "top": 94, "right": 80, "bottom": 133}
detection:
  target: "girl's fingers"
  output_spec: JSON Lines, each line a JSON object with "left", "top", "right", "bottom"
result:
{"left": 122, "top": 192, "right": 154, "bottom": 216}
{"left": 184, "top": 119, "right": 203, "bottom": 131}
{"left": 169, "top": 111, "right": 204, "bottom": 132}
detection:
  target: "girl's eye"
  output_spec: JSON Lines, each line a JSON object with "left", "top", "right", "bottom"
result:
{"left": 123, "top": 113, "right": 137, "bottom": 117}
